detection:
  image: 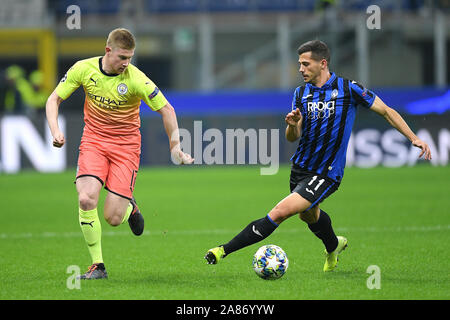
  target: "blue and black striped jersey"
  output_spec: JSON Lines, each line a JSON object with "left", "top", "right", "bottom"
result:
{"left": 290, "top": 72, "right": 376, "bottom": 182}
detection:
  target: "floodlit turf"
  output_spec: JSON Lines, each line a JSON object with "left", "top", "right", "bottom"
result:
{"left": 0, "top": 164, "right": 449, "bottom": 300}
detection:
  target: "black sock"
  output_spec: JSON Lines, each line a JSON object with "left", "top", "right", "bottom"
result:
{"left": 222, "top": 215, "right": 278, "bottom": 256}
{"left": 307, "top": 209, "right": 338, "bottom": 253}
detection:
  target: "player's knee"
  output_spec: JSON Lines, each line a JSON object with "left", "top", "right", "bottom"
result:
{"left": 105, "top": 213, "right": 122, "bottom": 227}
{"left": 299, "top": 212, "right": 312, "bottom": 223}
{"left": 104, "top": 206, "right": 123, "bottom": 226}
{"left": 269, "top": 206, "right": 291, "bottom": 225}
{"left": 299, "top": 208, "right": 319, "bottom": 224}
{"left": 78, "top": 192, "right": 97, "bottom": 211}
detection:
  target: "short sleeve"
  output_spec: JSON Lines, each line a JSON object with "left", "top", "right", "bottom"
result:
{"left": 349, "top": 80, "right": 376, "bottom": 108}
{"left": 291, "top": 89, "right": 297, "bottom": 111}
{"left": 292, "top": 86, "right": 305, "bottom": 111}
{"left": 134, "top": 73, "right": 168, "bottom": 111}
{"left": 55, "top": 61, "right": 83, "bottom": 100}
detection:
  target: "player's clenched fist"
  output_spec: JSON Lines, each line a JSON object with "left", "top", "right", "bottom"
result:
{"left": 52, "top": 131, "right": 65, "bottom": 148}
{"left": 171, "top": 146, "right": 194, "bottom": 165}
{"left": 285, "top": 108, "right": 302, "bottom": 126}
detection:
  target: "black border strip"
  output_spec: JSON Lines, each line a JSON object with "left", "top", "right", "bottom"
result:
{"left": 75, "top": 174, "right": 104, "bottom": 186}
{"left": 104, "top": 186, "right": 132, "bottom": 201}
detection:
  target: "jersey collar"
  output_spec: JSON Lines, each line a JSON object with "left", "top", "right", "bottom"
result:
{"left": 306, "top": 72, "right": 336, "bottom": 90}
{"left": 99, "top": 57, "right": 120, "bottom": 77}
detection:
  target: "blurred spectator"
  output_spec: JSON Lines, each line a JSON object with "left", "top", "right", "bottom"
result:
{"left": 24, "top": 70, "right": 49, "bottom": 113}
{"left": 2, "top": 65, "right": 49, "bottom": 116}
{"left": 3, "top": 65, "right": 25, "bottom": 114}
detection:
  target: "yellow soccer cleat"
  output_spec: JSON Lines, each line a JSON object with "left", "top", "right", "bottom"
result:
{"left": 323, "top": 236, "right": 348, "bottom": 272}
{"left": 204, "top": 246, "right": 225, "bottom": 265}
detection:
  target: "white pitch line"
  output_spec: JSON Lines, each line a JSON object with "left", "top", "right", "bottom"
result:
{"left": 0, "top": 225, "right": 448, "bottom": 241}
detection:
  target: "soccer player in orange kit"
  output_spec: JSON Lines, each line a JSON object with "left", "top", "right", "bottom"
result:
{"left": 46, "top": 28, "right": 193, "bottom": 279}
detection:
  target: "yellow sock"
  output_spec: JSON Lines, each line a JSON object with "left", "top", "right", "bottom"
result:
{"left": 120, "top": 202, "right": 133, "bottom": 224}
{"left": 79, "top": 207, "right": 103, "bottom": 264}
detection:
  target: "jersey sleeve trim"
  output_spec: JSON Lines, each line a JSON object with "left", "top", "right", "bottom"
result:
{"left": 348, "top": 79, "right": 376, "bottom": 108}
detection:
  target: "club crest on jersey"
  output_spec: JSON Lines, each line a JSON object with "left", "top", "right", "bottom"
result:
{"left": 331, "top": 89, "right": 339, "bottom": 99}
{"left": 117, "top": 83, "right": 128, "bottom": 95}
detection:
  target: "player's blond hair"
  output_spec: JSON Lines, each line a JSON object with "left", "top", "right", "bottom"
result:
{"left": 106, "top": 28, "right": 136, "bottom": 50}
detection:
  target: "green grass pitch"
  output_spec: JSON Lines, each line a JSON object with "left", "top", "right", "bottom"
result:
{"left": 0, "top": 164, "right": 449, "bottom": 300}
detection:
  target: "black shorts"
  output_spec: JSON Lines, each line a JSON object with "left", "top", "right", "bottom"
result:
{"left": 289, "top": 164, "right": 340, "bottom": 211}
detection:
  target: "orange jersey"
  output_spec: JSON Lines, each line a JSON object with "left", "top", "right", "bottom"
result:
{"left": 55, "top": 56, "right": 168, "bottom": 138}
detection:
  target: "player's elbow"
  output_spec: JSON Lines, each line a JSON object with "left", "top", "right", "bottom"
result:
{"left": 382, "top": 106, "right": 399, "bottom": 124}
{"left": 46, "top": 91, "right": 62, "bottom": 109}
{"left": 45, "top": 93, "right": 53, "bottom": 107}
{"left": 157, "top": 103, "right": 176, "bottom": 118}
{"left": 166, "top": 104, "right": 176, "bottom": 115}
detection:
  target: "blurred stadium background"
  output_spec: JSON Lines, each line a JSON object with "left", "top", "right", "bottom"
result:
{"left": 0, "top": 0, "right": 448, "bottom": 173}
{"left": 0, "top": 0, "right": 449, "bottom": 301}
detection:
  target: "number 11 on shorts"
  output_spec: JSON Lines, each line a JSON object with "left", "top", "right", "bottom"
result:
{"left": 308, "top": 175, "right": 325, "bottom": 191}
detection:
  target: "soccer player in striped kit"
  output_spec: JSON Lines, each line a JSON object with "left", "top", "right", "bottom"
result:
{"left": 46, "top": 28, "right": 193, "bottom": 279}
{"left": 205, "top": 40, "right": 432, "bottom": 271}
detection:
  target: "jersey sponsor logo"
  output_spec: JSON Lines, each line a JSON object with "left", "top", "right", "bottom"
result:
{"left": 87, "top": 92, "right": 128, "bottom": 110}
{"left": 148, "top": 87, "right": 159, "bottom": 99}
{"left": 307, "top": 101, "right": 335, "bottom": 119}
{"left": 117, "top": 83, "right": 128, "bottom": 95}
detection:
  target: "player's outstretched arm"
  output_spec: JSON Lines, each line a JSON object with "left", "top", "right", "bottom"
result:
{"left": 157, "top": 103, "right": 194, "bottom": 165}
{"left": 285, "top": 107, "right": 302, "bottom": 142}
{"left": 370, "top": 96, "right": 432, "bottom": 160}
{"left": 46, "top": 90, "right": 66, "bottom": 148}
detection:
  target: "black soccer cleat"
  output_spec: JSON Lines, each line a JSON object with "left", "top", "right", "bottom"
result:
{"left": 128, "top": 197, "right": 144, "bottom": 236}
{"left": 77, "top": 263, "right": 108, "bottom": 280}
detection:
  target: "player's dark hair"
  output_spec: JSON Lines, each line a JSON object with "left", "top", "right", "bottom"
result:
{"left": 297, "top": 40, "right": 330, "bottom": 65}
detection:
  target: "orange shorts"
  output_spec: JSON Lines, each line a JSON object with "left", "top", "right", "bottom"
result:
{"left": 76, "top": 128, "right": 141, "bottom": 200}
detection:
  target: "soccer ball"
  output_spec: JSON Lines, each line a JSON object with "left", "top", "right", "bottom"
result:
{"left": 252, "top": 244, "right": 289, "bottom": 280}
